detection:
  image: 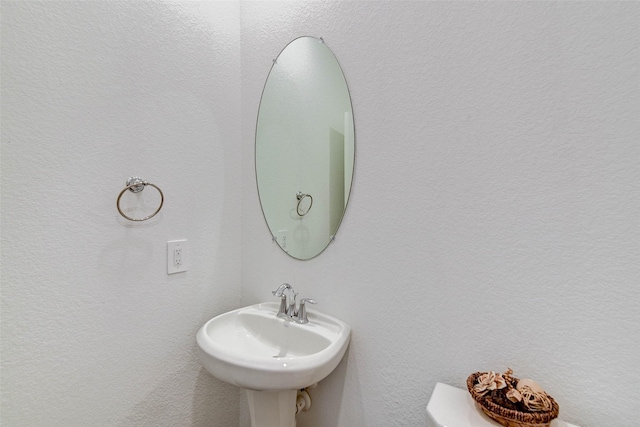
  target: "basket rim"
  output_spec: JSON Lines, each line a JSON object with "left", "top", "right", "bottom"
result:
{"left": 466, "top": 372, "right": 559, "bottom": 423}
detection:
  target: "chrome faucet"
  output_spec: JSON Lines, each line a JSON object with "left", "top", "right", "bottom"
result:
{"left": 272, "top": 283, "right": 296, "bottom": 318}
{"left": 271, "top": 284, "right": 316, "bottom": 324}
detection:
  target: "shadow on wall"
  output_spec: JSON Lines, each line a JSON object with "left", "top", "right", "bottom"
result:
{"left": 297, "top": 347, "right": 362, "bottom": 427}
{"left": 119, "top": 350, "right": 240, "bottom": 427}
{"left": 190, "top": 368, "right": 240, "bottom": 427}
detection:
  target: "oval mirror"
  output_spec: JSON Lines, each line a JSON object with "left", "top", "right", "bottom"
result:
{"left": 256, "top": 37, "right": 355, "bottom": 260}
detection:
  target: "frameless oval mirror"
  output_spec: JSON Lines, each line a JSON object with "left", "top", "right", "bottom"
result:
{"left": 256, "top": 36, "right": 355, "bottom": 260}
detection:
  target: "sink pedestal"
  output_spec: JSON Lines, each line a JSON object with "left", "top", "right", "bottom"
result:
{"left": 246, "top": 389, "right": 297, "bottom": 427}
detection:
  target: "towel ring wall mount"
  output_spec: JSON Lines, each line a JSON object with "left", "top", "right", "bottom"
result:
{"left": 117, "top": 176, "right": 164, "bottom": 221}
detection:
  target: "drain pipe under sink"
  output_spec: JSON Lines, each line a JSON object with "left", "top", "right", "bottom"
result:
{"left": 295, "top": 388, "right": 312, "bottom": 414}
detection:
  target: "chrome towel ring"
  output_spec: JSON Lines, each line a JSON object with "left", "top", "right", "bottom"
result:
{"left": 296, "top": 191, "right": 313, "bottom": 216}
{"left": 117, "top": 176, "right": 164, "bottom": 221}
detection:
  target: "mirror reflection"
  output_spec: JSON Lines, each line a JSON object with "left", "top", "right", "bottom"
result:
{"left": 256, "top": 37, "right": 355, "bottom": 260}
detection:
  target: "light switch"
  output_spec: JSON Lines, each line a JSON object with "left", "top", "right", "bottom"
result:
{"left": 277, "top": 230, "right": 288, "bottom": 251}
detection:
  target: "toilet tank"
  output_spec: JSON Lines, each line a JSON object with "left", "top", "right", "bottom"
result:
{"left": 426, "top": 382, "right": 580, "bottom": 427}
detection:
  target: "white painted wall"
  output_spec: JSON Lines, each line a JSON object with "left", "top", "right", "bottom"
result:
{"left": 1, "top": 1, "right": 242, "bottom": 425}
{"left": 3, "top": 2, "right": 639, "bottom": 427}
{"left": 240, "top": 2, "right": 640, "bottom": 427}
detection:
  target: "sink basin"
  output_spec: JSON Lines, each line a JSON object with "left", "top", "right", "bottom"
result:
{"left": 196, "top": 302, "right": 351, "bottom": 391}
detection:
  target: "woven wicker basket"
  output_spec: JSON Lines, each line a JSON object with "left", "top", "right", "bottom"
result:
{"left": 467, "top": 372, "right": 560, "bottom": 427}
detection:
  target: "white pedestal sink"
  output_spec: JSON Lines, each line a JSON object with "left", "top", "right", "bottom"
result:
{"left": 196, "top": 302, "right": 351, "bottom": 427}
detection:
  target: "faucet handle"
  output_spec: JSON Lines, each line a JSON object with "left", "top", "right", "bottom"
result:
{"left": 295, "top": 298, "right": 317, "bottom": 324}
{"left": 272, "top": 283, "right": 293, "bottom": 297}
{"left": 272, "top": 283, "right": 293, "bottom": 318}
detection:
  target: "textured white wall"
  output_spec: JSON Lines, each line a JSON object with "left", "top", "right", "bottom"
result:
{"left": 240, "top": 2, "right": 640, "bottom": 427}
{"left": 1, "top": 1, "right": 241, "bottom": 426}
{"left": 3, "top": 1, "right": 639, "bottom": 426}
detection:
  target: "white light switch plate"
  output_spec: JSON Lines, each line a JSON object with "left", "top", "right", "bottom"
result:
{"left": 167, "top": 240, "right": 188, "bottom": 274}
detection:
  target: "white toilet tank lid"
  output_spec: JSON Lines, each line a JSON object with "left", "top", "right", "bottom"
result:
{"left": 426, "top": 382, "right": 580, "bottom": 427}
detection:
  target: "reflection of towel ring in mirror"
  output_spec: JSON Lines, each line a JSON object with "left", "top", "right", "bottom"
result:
{"left": 117, "top": 176, "right": 164, "bottom": 221}
{"left": 296, "top": 191, "right": 313, "bottom": 216}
